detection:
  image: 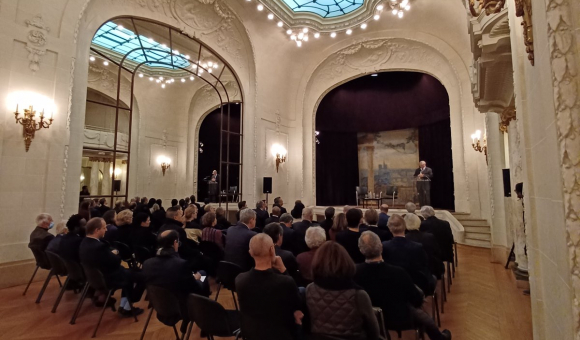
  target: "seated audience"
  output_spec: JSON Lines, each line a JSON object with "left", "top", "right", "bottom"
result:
{"left": 156, "top": 199, "right": 165, "bottom": 213}
{"left": 224, "top": 208, "right": 257, "bottom": 271}
{"left": 147, "top": 198, "right": 156, "bottom": 214}
{"left": 382, "top": 214, "right": 435, "bottom": 294}
{"left": 131, "top": 212, "right": 157, "bottom": 252}
{"left": 265, "top": 206, "right": 281, "bottom": 225}
{"left": 179, "top": 199, "right": 186, "bottom": 212}
{"left": 29, "top": 213, "right": 54, "bottom": 251}
{"left": 290, "top": 200, "right": 305, "bottom": 219}
{"left": 420, "top": 205, "right": 455, "bottom": 264}
{"left": 405, "top": 202, "right": 424, "bottom": 221}
{"left": 201, "top": 212, "right": 224, "bottom": 250}
{"left": 46, "top": 221, "right": 68, "bottom": 253}
{"left": 296, "top": 226, "right": 326, "bottom": 283}
{"left": 293, "top": 207, "right": 314, "bottom": 254}
{"left": 363, "top": 208, "right": 392, "bottom": 241}
{"left": 254, "top": 200, "right": 269, "bottom": 232}
{"left": 79, "top": 218, "right": 145, "bottom": 317}
{"left": 114, "top": 200, "right": 125, "bottom": 214}
{"left": 171, "top": 199, "right": 178, "bottom": 207}
{"left": 215, "top": 207, "right": 231, "bottom": 230}
{"left": 150, "top": 203, "right": 165, "bottom": 233}
{"left": 273, "top": 196, "right": 288, "bottom": 215}
{"left": 319, "top": 207, "right": 335, "bottom": 240}
{"left": 329, "top": 212, "right": 347, "bottom": 241}
{"left": 377, "top": 204, "right": 390, "bottom": 229}
{"left": 204, "top": 203, "right": 216, "bottom": 214}
{"left": 306, "top": 241, "right": 380, "bottom": 340}
{"left": 279, "top": 213, "right": 297, "bottom": 254}
{"left": 263, "top": 222, "right": 298, "bottom": 278}
{"left": 184, "top": 205, "right": 201, "bottom": 230}
{"left": 103, "top": 210, "right": 118, "bottom": 242}
{"left": 405, "top": 213, "right": 444, "bottom": 280}
{"left": 355, "top": 232, "right": 451, "bottom": 340}
{"left": 59, "top": 214, "right": 87, "bottom": 262}
{"left": 236, "top": 200, "right": 247, "bottom": 221}
{"left": 79, "top": 200, "right": 91, "bottom": 222}
{"left": 343, "top": 205, "right": 352, "bottom": 213}
{"left": 335, "top": 209, "right": 367, "bottom": 263}
{"left": 90, "top": 199, "right": 101, "bottom": 218}
{"left": 236, "top": 233, "right": 303, "bottom": 340}
{"left": 98, "top": 198, "right": 110, "bottom": 216}
{"left": 115, "top": 209, "right": 134, "bottom": 247}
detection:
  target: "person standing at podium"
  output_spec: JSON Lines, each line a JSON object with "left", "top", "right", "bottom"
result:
{"left": 414, "top": 161, "right": 433, "bottom": 207}
{"left": 208, "top": 170, "right": 220, "bottom": 202}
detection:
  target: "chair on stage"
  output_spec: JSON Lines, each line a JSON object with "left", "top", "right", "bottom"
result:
{"left": 384, "top": 185, "right": 398, "bottom": 207}
{"left": 355, "top": 186, "right": 368, "bottom": 207}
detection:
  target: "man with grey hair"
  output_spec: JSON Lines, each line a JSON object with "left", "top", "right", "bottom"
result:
{"left": 264, "top": 222, "right": 298, "bottom": 278}
{"left": 254, "top": 200, "right": 269, "bottom": 232}
{"left": 292, "top": 207, "right": 314, "bottom": 254}
{"left": 355, "top": 231, "right": 451, "bottom": 340}
{"left": 29, "top": 213, "right": 55, "bottom": 251}
{"left": 382, "top": 214, "right": 435, "bottom": 295}
{"left": 279, "top": 213, "right": 296, "bottom": 254}
{"left": 420, "top": 205, "right": 455, "bottom": 264}
{"left": 297, "top": 226, "right": 326, "bottom": 283}
{"left": 405, "top": 202, "right": 424, "bottom": 221}
{"left": 414, "top": 160, "right": 433, "bottom": 206}
{"left": 225, "top": 208, "right": 257, "bottom": 271}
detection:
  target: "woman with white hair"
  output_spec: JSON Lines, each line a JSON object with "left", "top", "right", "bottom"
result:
{"left": 404, "top": 214, "right": 444, "bottom": 279}
{"left": 296, "top": 226, "right": 326, "bottom": 284}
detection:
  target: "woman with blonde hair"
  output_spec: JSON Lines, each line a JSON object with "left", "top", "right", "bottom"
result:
{"left": 329, "top": 212, "right": 348, "bottom": 241}
{"left": 116, "top": 209, "right": 134, "bottom": 246}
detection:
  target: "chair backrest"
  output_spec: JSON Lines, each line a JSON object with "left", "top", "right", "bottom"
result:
{"left": 29, "top": 245, "right": 52, "bottom": 270}
{"left": 386, "top": 186, "right": 398, "bottom": 196}
{"left": 81, "top": 264, "right": 108, "bottom": 291}
{"left": 187, "top": 293, "right": 235, "bottom": 336}
{"left": 216, "top": 261, "right": 243, "bottom": 291}
{"left": 134, "top": 246, "right": 153, "bottom": 265}
{"left": 229, "top": 186, "right": 237, "bottom": 194}
{"left": 146, "top": 285, "right": 183, "bottom": 326}
{"left": 356, "top": 186, "right": 368, "bottom": 195}
{"left": 112, "top": 241, "right": 134, "bottom": 261}
{"left": 61, "top": 257, "right": 86, "bottom": 282}
{"left": 199, "top": 241, "right": 224, "bottom": 262}
{"left": 45, "top": 251, "right": 68, "bottom": 276}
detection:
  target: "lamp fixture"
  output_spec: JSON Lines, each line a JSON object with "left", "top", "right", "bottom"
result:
{"left": 199, "top": 142, "right": 204, "bottom": 153}
{"left": 271, "top": 143, "right": 287, "bottom": 173}
{"left": 157, "top": 155, "right": 171, "bottom": 176}
{"left": 14, "top": 103, "right": 54, "bottom": 152}
{"left": 315, "top": 131, "right": 321, "bottom": 145}
{"left": 470, "top": 130, "right": 488, "bottom": 163}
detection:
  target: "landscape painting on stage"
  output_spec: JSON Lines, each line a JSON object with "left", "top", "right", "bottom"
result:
{"left": 357, "top": 129, "right": 419, "bottom": 203}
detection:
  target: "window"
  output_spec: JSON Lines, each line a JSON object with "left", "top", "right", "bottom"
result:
{"left": 281, "top": 0, "right": 364, "bottom": 18}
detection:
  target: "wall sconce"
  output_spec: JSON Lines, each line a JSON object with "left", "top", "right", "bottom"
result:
{"left": 271, "top": 143, "right": 287, "bottom": 173}
{"left": 199, "top": 142, "right": 204, "bottom": 154}
{"left": 14, "top": 104, "right": 53, "bottom": 152}
{"left": 315, "top": 131, "right": 320, "bottom": 145}
{"left": 109, "top": 167, "right": 122, "bottom": 179}
{"left": 471, "top": 130, "right": 488, "bottom": 162}
{"left": 157, "top": 155, "right": 171, "bottom": 176}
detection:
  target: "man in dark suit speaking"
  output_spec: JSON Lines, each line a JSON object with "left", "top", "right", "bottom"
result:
{"left": 413, "top": 160, "right": 433, "bottom": 207}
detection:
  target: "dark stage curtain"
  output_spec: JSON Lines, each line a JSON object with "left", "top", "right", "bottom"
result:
{"left": 419, "top": 118, "right": 455, "bottom": 210}
{"left": 316, "top": 132, "right": 359, "bottom": 206}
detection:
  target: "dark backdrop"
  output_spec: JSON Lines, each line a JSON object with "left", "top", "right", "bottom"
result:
{"left": 315, "top": 72, "right": 455, "bottom": 210}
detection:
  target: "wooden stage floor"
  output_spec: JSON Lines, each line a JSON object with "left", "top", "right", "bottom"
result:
{"left": 0, "top": 245, "right": 532, "bottom": 340}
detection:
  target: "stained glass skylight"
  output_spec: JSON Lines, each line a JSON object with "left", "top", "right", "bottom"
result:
{"left": 91, "top": 21, "right": 190, "bottom": 70}
{"left": 281, "top": 0, "right": 364, "bottom": 18}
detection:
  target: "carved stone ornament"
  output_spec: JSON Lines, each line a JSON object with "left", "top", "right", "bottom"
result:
{"left": 24, "top": 15, "right": 50, "bottom": 73}
{"left": 515, "top": 0, "right": 534, "bottom": 65}
{"left": 469, "top": 0, "right": 505, "bottom": 17}
{"left": 499, "top": 107, "right": 516, "bottom": 133}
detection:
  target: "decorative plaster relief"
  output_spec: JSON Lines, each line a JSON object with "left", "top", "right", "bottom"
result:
{"left": 499, "top": 107, "right": 516, "bottom": 133}
{"left": 544, "top": 0, "right": 580, "bottom": 332}
{"left": 515, "top": 0, "right": 534, "bottom": 65}
{"left": 24, "top": 15, "right": 50, "bottom": 73}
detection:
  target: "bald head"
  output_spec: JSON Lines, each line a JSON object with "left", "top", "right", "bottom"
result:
{"left": 380, "top": 204, "right": 389, "bottom": 213}
{"left": 249, "top": 233, "right": 274, "bottom": 259}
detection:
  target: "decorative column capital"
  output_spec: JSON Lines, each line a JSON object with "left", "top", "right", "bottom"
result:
{"left": 499, "top": 107, "right": 516, "bottom": 133}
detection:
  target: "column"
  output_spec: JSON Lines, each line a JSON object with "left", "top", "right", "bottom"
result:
{"left": 90, "top": 161, "right": 99, "bottom": 195}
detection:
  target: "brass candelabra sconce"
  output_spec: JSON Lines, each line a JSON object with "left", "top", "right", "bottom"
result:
{"left": 14, "top": 104, "right": 53, "bottom": 152}
{"left": 271, "top": 144, "right": 287, "bottom": 173}
{"left": 157, "top": 155, "right": 171, "bottom": 176}
{"left": 471, "top": 130, "right": 488, "bottom": 163}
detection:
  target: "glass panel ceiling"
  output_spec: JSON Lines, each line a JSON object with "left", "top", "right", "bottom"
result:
{"left": 281, "top": 0, "right": 364, "bottom": 18}
{"left": 92, "top": 21, "right": 190, "bottom": 70}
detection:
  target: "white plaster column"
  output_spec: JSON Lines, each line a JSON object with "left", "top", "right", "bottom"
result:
{"left": 89, "top": 161, "right": 99, "bottom": 195}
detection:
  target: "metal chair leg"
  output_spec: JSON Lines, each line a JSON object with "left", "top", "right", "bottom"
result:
{"left": 70, "top": 282, "right": 89, "bottom": 324}
{"left": 434, "top": 293, "right": 441, "bottom": 327}
{"left": 36, "top": 269, "right": 54, "bottom": 303}
{"left": 128, "top": 299, "right": 139, "bottom": 322}
{"left": 440, "top": 278, "right": 446, "bottom": 314}
{"left": 452, "top": 259, "right": 456, "bottom": 278}
{"left": 56, "top": 275, "right": 63, "bottom": 287}
{"left": 139, "top": 307, "right": 154, "bottom": 340}
{"left": 23, "top": 265, "right": 39, "bottom": 296}
{"left": 92, "top": 290, "right": 113, "bottom": 338}
{"left": 214, "top": 283, "right": 222, "bottom": 301}
{"left": 184, "top": 318, "right": 194, "bottom": 340}
{"left": 447, "top": 262, "right": 453, "bottom": 286}
{"left": 52, "top": 276, "right": 70, "bottom": 313}
{"left": 447, "top": 263, "right": 452, "bottom": 293}
{"left": 172, "top": 325, "right": 180, "bottom": 340}
{"left": 431, "top": 294, "right": 436, "bottom": 322}
{"left": 232, "top": 290, "right": 239, "bottom": 311}
{"left": 454, "top": 242, "right": 458, "bottom": 267}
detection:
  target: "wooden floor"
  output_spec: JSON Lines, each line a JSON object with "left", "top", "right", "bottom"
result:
{"left": 0, "top": 245, "right": 532, "bottom": 340}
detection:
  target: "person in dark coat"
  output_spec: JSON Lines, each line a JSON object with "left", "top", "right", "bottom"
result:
{"left": 272, "top": 197, "right": 288, "bottom": 215}
{"left": 235, "top": 201, "right": 247, "bottom": 222}
{"left": 97, "top": 198, "right": 111, "bottom": 216}
{"left": 115, "top": 209, "right": 134, "bottom": 247}
{"left": 378, "top": 204, "right": 391, "bottom": 230}
{"left": 215, "top": 207, "right": 231, "bottom": 230}
{"left": 150, "top": 203, "right": 166, "bottom": 233}
{"left": 224, "top": 209, "right": 257, "bottom": 271}
{"left": 156, "top": 199, "right": 165, "bottom": 213}
{"left": 253, "top": 200, "right": 269, "bottom": 233}
{"left": 79, "top": 200, "right": 91, "bottom": 222}
{"left": 363, "top": 208, "right": 392, "bottom": 241}
{"left": 296, "top": 226, "right": 326, "bottom": 284}
{"left": 158, "top": 207, "right": 188, "bottom": 254}
{"left": 263, "top": 222, "right": 298, "bottom": 279}
{"left": 46, "top": 221, "right": 68, "bottom": 254}
{"left": 279, "top": 213, "right": 297, "bottom": 254}
{"left": 420, "top": 206, "right": 455, "bottom": 263}
{"left": 318, "top": 207, "right": 335, "bottom": 240}
{"left": 103, "top": 210, "right": 118, "bottom": 243}
{"left": 29, "top": 213, "right": 55, "bottom": 251}
{"left": 292, "top": 207, "right": 314, "bottom": 255}
{"left": 265, "top": 206, "right": 281, "bottom": 225}
{"left": 59, "top": 214, "right": 87, "bottom": 263}
{"left": 290, "top": 200, "right": 305, "bottom": 219}
{"left": 131, "top": 212, "right": 157, "bottom": 252}
{"left": 79, "top": 218, "right": 145, "bottom": 317}
{"left": 236, "top": 233, "right": 303, "bottom": 340}
{"left": 90, "top": 199, "right": 102, "bottom": 218}
{"left": 405, "top": 214, "right": 444, "bottom": 279}
{"left": 382, "top": 214, "right": 435, "bottom": 295}
{"left": 335, "top": 208, "right": 367, "bottom": 264}
{"left": 355, "top": 231, "right": 451, "bottom": 340}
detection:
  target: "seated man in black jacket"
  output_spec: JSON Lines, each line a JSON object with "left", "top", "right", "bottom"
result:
{"left": 224, "top": 209, "right": 257, "bottom": 271}
{"left": 420, "top": 206, "right": 455, "bottom": 264}
{"left": 263, "top": 222, "right": 298, "bottom": 279}
{"left": 79, "top": 218, "right": 145, "bottom": 317}
{"left": 236, "top": 233, "right": 303, "bottom": 340}
{"left": 59, "top": 214, "right": 87, "bottom": 263}
{"left": 355, "top": 231, "right": 451, "bottom": 340}
{"left": 29, "top": 213, "right": 54, "bottom": 252}
{"left": 253, "top": 200, "right": 269, "bottom": 232}
{"left": 265, "top": 206, "right": 281, "bottom": 225}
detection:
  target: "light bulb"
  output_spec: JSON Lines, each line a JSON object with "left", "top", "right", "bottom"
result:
{"left": 303, "top": 35, "right": 309, "bottom": 41}
{"left": 374, "top": 14, "right": 380, "bottom": 20}
{"left": 190, "top": 76, "right": 194, "bottom": 81}
{"left": 161, "top": 84, "right": 165, "bottom": 88}
{"left": 159, "top": 76, "right": 164, "bottom": 80}
{"left": 192, "top": 64, "right": 197, "bottom": 69}
{"left": 103, "top": 60, "right": 109, "bottom": 66}
{"left": 314, "top": 32, "right": 320, "bottom": 38}
{"left": 330, "top": 32, "right": 336, "bottom": 38}
{"left": 199, "top": 69, "right": 204, "bottom": 74}
{"left": 185, "top": 54, "right": 190, "bottom": 59}
{"left": 398, "top": 11, "right": 403, "bottom": 18}
{"left": 377, "top": 4, "right": 384, "bottom": 10}
{"left": 161, "top": 44, "right": 167, "bottom": 49}
{"left": 117, "top": 25, "right": 124, "bottom": 30}
{"left": 286, "top": 29, "right": 292, "bottom": 35}
{"left": 303, "top": 28, "right": 309, "bottom": 33}
{"left": 213, "top": 64, "right": 218, "bottom": 69}
{"left": 173, "top": 50, "right": 179, "bottom": 55}
{"left": 208, "top": 68, "right": 212, "bottom": 73}
{"left": 298, "top": 32, "right": 304, "bottom": 39}
{"left": 392, "top": 9, "right": 398, "bottom": 15}
{"left": 291, "top": 35, "right": 296, "bottom": 41}
{"left": 296, "top": 41, "right": 302, "bottom": 47}
{"left": 257, "top": 4, "right": 264, "bottom": 10}
{"left": 149, "top": 77, "right": 154, "bottom": 81}
{"left": 405, "top": 5, "right": 410, "bottom": 10}
{"left": 138, "top": 73, "right": 143, "bottom": 78}
{"left": 156, "top": 79, "right": 160, "bottom": 83}
{"left": 181, "top": 78, "right": 185, "bottom": 82}
{"left": 89, "top": 56, "right": 95, "bottom": 62}
{"left": 401, "top": 0, "right": 409, "bottom": 7}
{"left": 268, "top": 13, "right": 274, "bottom": 20}
{"left": 208, "top": 61, "right": 213, "bottom": 67}
{"left": 361, "top": 23, "right": 368, "bottom": 29}
{"left": 346, "top": 29, "right": 352, "bottom": 35}
{"left": 277, "top": 21, "right": 283, "bottom": 27}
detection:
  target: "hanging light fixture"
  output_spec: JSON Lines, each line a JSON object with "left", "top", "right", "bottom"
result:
{"left": 389, "top": 0, "right": 411, "bottom": 18}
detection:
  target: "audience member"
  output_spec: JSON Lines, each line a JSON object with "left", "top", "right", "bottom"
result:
{"left": 215, "top": 207, "right": 231, "bottom": 230}
{"left": 90, "top": 199, "right": 101, "bottom": 218}
{"left": 290, "top": 200, "right": 305, "bottom": 219}
{"left": 80, "top": 186, "right": 90, "bottom": 203}
{"left": 405, "top": 202, "right": 424, "bottom": 221}
{"left": 253, "top": 201, "right": 269, "bottom": 232}
{"left": 116, "top": 209, "right": 134, "bottom": 247}
{"left": 59, "top": 214, "right": 87, "bottom": 262}
{"left": 179, "top": 199, "right": 186, "bottom": 212}
{"left": 201, "top": 212, "right": 224, "bottom": 249}
{"left": 306, "top": 241, "right": 380, "bottom": 340}
{"left": 355, "top": 232, "right": 451, "bottom": 340}
{"left": 319, "top": 207, "right": 335, "bottom": 240}
{"left": 98, "top": 198, "right": 110, "bottom": 216}
{"left": 405, "top": 213, "right": 444, "bottom": 280}
{"left": 102, "top": 210, "right": 118, "bottom": 243}
{"left": 420, "top": 206, "right": 455, "bottom": 264}
{"left": 378, "top": 204, "right": 390, "bottom": 229}
{"left": 335, "top": 209, "right": 367, "bottom": 263}
{"left": 224, "top": 208, "right": 257, "bottom": 271}
{"left": 156, "top": 199, "right": 165, "bottom": 213}
{"left": 279, "top": 213, "right": 296, "bottom": 254}
{"left": 171, "top": 199, "right": 178, "bottom": 207}
{"left": 29, "top": 213, "right": 54, "bottom": 251}
{"left": 189, "top": 195, "right": 201, "bottom": 212}
{"left": 79, "top": 200, "right": 91, "bottom": 221}
{"left": 296, "top": 226, "right": 326, "bottom": 283}
{"left": 79, "top": 218, "right": 145, "bottom": 317}
{"left": 114, "top": 200, "right": 125, "bottom": 214}
{"left": 131, "top": 212, "right": 157, "bottom": 252}
{"left": 363, "top": 208, "right": 392, "bottom": 241}
{"left": 236, "top": 233, "right": 303, "bottom": 340}
{"left": 46, "top": 221, "right": 68, "bottom": 253}
{"left": 265, "top": 206, "right": 281, "bottom": 225}
{"left": 273, "top": 197, "right": 288, "bottom": 215}
{"left": 147, "top": 198, "right": 156, "bottom": 213}
{"left": 184, "top": 205, "right": 201, "bottom": 230}
{"left": 329, "top": 212, "right": 347, "bottom": 241}
{"left": 382, "top": 214, "right": 435, "bottom": 294}
{"left": 236, "top": 201, "right": 247, "bottom": 221}
{"left": 263, "top": 222, "right": 298, "bottom": 278}
{"left": 293, "top": 207, "right": 314, "bottom": 254}
{"left": 204, "top": 203, "right": 216, "bottom": 214}
{"left": 150, "top": 203, "right": 165, "bottom": 233}
{"left": 343, "top": 205, "right": 352, "bottom": 213}
{"left": 158, "top": 206, "right": 187, "bottom": 248}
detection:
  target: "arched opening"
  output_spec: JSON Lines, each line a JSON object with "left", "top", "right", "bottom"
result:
{"left": 315, "top": 71, "right": 454, "bottom": 209}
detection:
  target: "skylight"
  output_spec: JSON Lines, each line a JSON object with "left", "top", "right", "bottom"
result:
{"left": 281, "top": 0, "right": 364, "bottom": 18}
{"left": 91, "top": 22, "right": 190, "bottom": 70}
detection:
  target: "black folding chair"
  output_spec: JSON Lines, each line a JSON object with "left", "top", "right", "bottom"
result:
{"left": 45, "top": 251, "right": 73, "bottom": 313}
{"left": 198, "top": 241, "right": 224, "bottom": 276}
{"left": 214, "top": 261, "right": 243, "bottom": 311}
{"left": 184, "top": 293, "right": 240, "bottom": 340}
{"left": 112, "top": 241, "right": 136, "bottom": 268}
{"left": 59, "top": 258, "right": 88, "bottom": 322}
{"left": 139, "top": 285, "right": 185, "bottom": 340}
{"left": 80, "top": 264, "right": 138, "bottom": 337}
{"left": 373, "top": 307, "right": 391, "bottom": 340}
{"left": 134, "top": 246, "right": 153, "bottom": 268}
{"left": 24, "top": 245, "right": 62, "bottom": 303}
